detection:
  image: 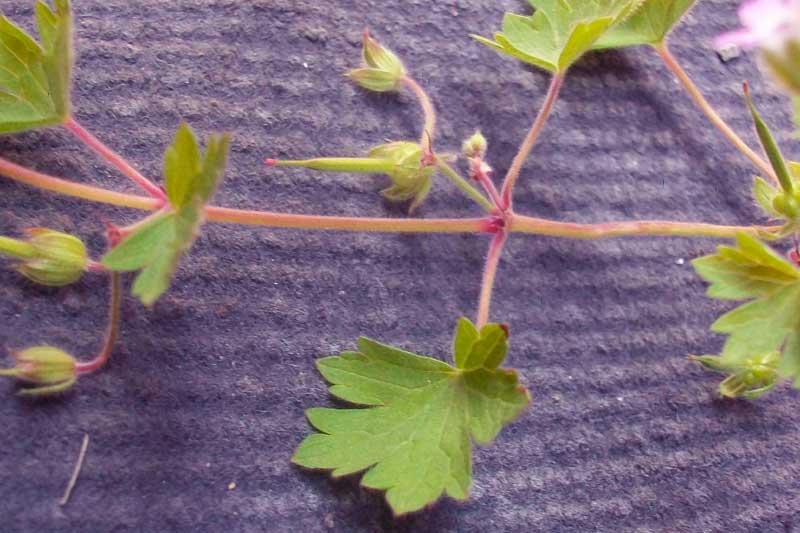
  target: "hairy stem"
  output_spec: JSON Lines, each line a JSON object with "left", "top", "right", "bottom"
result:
{"left": 76, "top": 271, "right": 122, "bottom": 375}
{"left": 476, "top": 232, "right": 507, "bottom": 328}
{"left": 0, "top": 158, "right": 780, "bottom": 238}
{"left": 654, "top": 42, "right": 778, "bottom": 185}
{"left": 472, "top": 158, "right": 505, "bottom": 210}
{"left": 207, "top": 206, "right": 484, "bottom": 233}
{"left": 501, "top": 74, "right": 564, "bottom": 208}
{"left": 0, "top": 156, "right": 160, "bottom": 210}
{"left": 435, "top": 159, "right": 494, "bottom": 212}
{"left": 401, "top": 76, "right": 437, "bottom": 153}
{"left": 65, "top": 118, "right": 167, "bottom": 200}
{"left": 510, "top": 214, "right": 772, "bottom": 239}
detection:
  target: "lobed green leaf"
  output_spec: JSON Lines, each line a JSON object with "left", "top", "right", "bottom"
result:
{"left": 693, "top": 233, "right": 800, "bottom": 392}
{"left": 593, "top": 0, "right": 696, "bottom": 49}
{"left": 474, "top": 0, "right": 640, "bottom": 73}
{"left": 102, "top": 123, "right": 230, "bottom": 306}
{"left": 293, "top": 324, "right": 530, "bottom": 515}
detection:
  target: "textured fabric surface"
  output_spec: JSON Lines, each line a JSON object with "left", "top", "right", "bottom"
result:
{"left": 0, "top": 1, "right": 798, "bottom": 531}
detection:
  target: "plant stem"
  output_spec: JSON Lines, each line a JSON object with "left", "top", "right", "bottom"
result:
{"left": 0, "top": 158, "right": 781, "bottom": 238}
{"left": 0, "top": 236, "right": 36, "bottom": 259}
{"left": 510, "top": 214, "right": 771, "bottom": 239}
{"left": 501, "top": 74, "right": 564, "bottom": 208}
{"left": 435, "top": 159, "right": 494, "bottom": 212}
{"left": 472, "top": 158, "right": 506, "bottom": 210}
{"left": 206, "top": 206, "right": 484, "bottom": 233}
{"left": 64, "top": 117, "right": 168, "bottom": 200}
{"left": 654, "top": 42, "right": 778, "bottom": 185}
{"left": 76, "top": 271, "right": 121, "bottom": 375}
{"left": 0, "top": 156, "right": 160, "bottom": 210}
{"left": 401, "top": 75, "right": 437, "bottom": 153}
{"left": 476, "top": 232, "right": 507, "bottom": 328}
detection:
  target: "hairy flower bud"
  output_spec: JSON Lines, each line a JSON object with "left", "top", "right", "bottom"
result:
{"left": 348, "top": 29, "right": 406, "bottom": 93}
{"left": 17, "top": 228, "right": 87, "bottom": 287}
{"left": 462, "top": 131, "right": 488, "bottom": 159}
{"left": 369, "top": 141, "right": 435, "bottom": 211}
{"left": 690, "top": 351, "right": 780, "bottom": 399}
{"left": 0, "top": 346, "right": 78, "bottom": 396}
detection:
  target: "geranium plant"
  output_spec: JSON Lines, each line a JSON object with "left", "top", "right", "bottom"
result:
{"left": 0, "top": 0, "right": 798, "bottom": 516}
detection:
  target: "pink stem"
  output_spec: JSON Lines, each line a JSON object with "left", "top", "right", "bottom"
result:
{"left": 476, "top": 231, "right": 507, "bottom": 328}
{"left": 75, "top": 271, "right": 121, "bottom": 375}
{"left": 500, "top": 74, "right": 564, "bottom": 209}
{"left": 64, "top": 117, "right": 167, "bottom": 201}
{"left": 472, "top": 158, "right": 506, "bottom": 210}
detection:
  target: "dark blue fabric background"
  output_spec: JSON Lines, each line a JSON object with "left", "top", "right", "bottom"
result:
{"left": 0, "top": 1, "right": 798, "bottom": 531}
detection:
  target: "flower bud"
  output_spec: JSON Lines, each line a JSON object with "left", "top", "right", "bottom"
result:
{"left": 348, "top": 30, "right": 406, "bottom": 93}
{"left": 17, "top": 228, "right": 87, "bottom": 287}
{"left": 368, "top": 141, "right": 435, "bottom": 211}
{"left": 462, "top": 131, "right": 488, "bottom": 159}
{"left": 0, "top": 346, "right": 78, "bottom": 396}
{"left": 772, "top": 191, "right": 800, "bottom": 218}
{"left": 690, "top": 351, "right": 780, "bottom": 399}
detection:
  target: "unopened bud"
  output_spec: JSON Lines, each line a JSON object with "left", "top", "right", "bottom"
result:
{"left": 348, "top": 68, "right": 403, "bottom": 93}
{"left": 462, "top": 131, "right": 488, "bottom": 159}
{"left": 16, "top": 229, "right": 87, "bottom": 287}
{"left": 348, "top": 29, "right": 405, "bottom": 93}
{"left": 0, "top": 346, "right": 78, "bottom": 396}
{"left": 369, "top": 141, "right": 435, "bottom": 211}
{"left": 690, "top": 351, "right": 780, "bottom": 400}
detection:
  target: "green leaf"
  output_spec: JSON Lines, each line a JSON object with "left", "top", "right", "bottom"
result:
{"left": 0, "top": 0, "right": 71, "bottom": 133}
{"left": 593, "top": 0, "right": 695, "bottom": 49}
{"left": 101, "top": 213, "right": 176, "bottom": 272}
{"left": 745, "top": 87, "right": 795, "bottom": 194}
{"left": 453, "top": 317, "right": 509, "bottom": 371}
{"left": 102, "top": 124, "right": 230, "bottom": 306}
{"left": 293, "top": 327, "right": 530, "bottom": 516}
{"left": 473, "top": 0, "right": 641, "bottom": 73}
{"left": 693, "top": 233, "right": 800, "bottom": 391}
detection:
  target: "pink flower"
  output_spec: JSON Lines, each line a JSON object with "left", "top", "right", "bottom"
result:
{"left": 715, "top": 0, "right": 800, "bottom": 51}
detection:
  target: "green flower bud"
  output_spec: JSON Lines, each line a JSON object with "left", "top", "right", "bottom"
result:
{"left": 347, "top": 29, "right": 405, "bottom": 93}
{"left": 362, "top": 29, "right": 404, "bottom": 74}
{"left": 772, "top": 193, "right": 800, "bottom": 219}
{"left": 462, "top": 131, "right": 488, "bottom": 159}
{"left": 368, "top": 141, "right": 435, "bottom": 212}
{"left": 348, "top": 68, "right": 403, "bottom": 93}
{"left": 0, "top": 346, "right": 78, "bottom": 396}
{"left": 690, "top": 351, "right": 780, "bottom": 400}
{"left": 16, "top": 228, "right": 87, "bottom": 287}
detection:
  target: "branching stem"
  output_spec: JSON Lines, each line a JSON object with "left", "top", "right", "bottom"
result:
{"left": 0, "top": 158, "right": 775, "bottom": 238}
{"left": 654, "top": 42, "right": 778, "bottom": 185}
